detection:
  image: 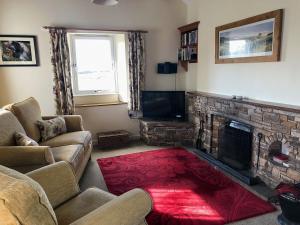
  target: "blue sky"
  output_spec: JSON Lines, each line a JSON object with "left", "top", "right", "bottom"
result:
{"left": 220, "top": 19, "right": 274, "bottom": 40}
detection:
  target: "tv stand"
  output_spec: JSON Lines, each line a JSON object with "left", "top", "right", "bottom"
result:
{"left": 140, "top": 119, "right": 194, "bottom": 146}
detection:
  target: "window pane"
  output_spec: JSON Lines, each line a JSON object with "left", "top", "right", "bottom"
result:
{"left": 74, "top": 38, "right": 116, "bottom": 92}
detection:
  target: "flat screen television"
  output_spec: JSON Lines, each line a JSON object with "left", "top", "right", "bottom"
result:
{"left": 141, "top": 91, "right": 186, "bottom": 121}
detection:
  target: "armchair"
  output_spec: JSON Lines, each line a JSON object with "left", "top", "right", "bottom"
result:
{"left": 0, "top": 162, "right": 152, "bottom": 225}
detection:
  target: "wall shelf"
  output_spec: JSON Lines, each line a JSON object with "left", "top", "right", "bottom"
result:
{"left": 178, "top": 21, "right": 200, "bottom": 72}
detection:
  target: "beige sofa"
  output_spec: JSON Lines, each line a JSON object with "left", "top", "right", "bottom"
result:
{"left": 0, "top": 97, "right": 92, "bottom": 181}
{"left": 0, "top": 161, "right": 152, "bottom": 225}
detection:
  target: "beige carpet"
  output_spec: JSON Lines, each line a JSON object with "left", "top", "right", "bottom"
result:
{"left": 79, "top": 142, "right": 280, "bottom": 225}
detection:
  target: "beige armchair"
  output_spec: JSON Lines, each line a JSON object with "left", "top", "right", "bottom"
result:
{"left": 0, "top": 162, "right": 152, "bottom": 225}
{"left": 0, "top": 97, "right": 92, "bottom": 181}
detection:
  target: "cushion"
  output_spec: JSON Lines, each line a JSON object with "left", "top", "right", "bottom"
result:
{"left": 0, "top": 165, "right": 57, "bottom": 225}
{"left": 55, "top": 188, "right": 115, "bottom": 225}
{"left": 8, "top": 97, "right": 42, "bottom": 142}
{"left": 14, "top": 132, "right": 39, "bottom": 146}
{"left": 40, "top": 131, "right": 92, "bottom": 150}
{"left": 37, "top": 117, "right": 67, "bottom": 142}
{"left": 0, "top": 110, "right": 26, "bottom": 146}
{"left": 50, "top": 145, "right": 84, "bottom": 173}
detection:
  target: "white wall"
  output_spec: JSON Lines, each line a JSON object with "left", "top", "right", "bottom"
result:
{"left": 185, "top": 0, "right": 300, "bottom": 106}
{"left": 0, "top": 0, "right": 187, "bottom": 136}
{"left": 75, "top": 104, "right": 139, "bottom": 141}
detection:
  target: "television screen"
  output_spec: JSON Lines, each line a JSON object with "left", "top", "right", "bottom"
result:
{"left": 142, "top": 91, "right": 186, "bottom": 121}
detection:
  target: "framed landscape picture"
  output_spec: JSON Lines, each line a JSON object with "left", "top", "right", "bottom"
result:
{"left": 0, "top": 35, "right": 39, "bottom": 66}
{"left": 215, "top": 9, "right": 283, "bottom": 64}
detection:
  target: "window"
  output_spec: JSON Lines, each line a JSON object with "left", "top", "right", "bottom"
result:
{"left": 69, "top": 33, "right": 128, "bottom": 105}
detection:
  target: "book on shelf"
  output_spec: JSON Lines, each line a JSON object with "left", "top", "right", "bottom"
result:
{"left": 178, "top": 47, "right": 197, "bottom": 62}
{"left": 181, "top": 30, "right": 198, "bottom": 46}
{"left": 181, "top": 33, "right": 188, "bottom": 46}
{"left": 177, "top": 48, "right": 181, "bottom": 61}
{"left": 178, "top": 48, "right": 185, "bottom": 61}
{"left": 189, "top": 47, "right": 197, "bottom": 61}
{"left": 188, "top": 30, "right": 198, "bottom": 45}
{"left": 178, "top": 48, "right": 187, "bottom": 61}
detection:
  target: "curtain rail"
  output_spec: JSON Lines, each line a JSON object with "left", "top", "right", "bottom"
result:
{"left": 42, "top": 26, "right": 148, "bottom": 33}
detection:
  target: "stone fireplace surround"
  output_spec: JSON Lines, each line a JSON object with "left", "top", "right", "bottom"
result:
{"left": 188, "top": 91, "right": 300, "bottom": 188}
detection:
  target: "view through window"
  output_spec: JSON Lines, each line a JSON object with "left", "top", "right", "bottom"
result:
{"left": 70, "top": 35, "right": 117, "bottom": 95}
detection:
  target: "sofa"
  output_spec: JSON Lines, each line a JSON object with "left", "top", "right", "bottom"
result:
{"left": 0, "top": 97, "right": 92, "bottom": 181}
{"left": 0, "top": 161, "right": 152, "bottom": 225}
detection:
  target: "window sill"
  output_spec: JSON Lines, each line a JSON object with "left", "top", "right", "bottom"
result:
{"left": 73, "top": 92, "right": 118, "bottom": 97}
{"left": 75, "top": 101, "right": 128, "bottom": 108}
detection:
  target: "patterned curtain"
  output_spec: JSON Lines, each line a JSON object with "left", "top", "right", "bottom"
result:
{"left": 128, "top": 32, "right": 146, "bottom": 113}
{"left": 49, "top": 28, "right": 74, "bottom": 115}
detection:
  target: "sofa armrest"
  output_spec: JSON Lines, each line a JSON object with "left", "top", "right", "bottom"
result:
{"left": 27, "top": 161, "right": 80, "bottom": 208}
{"left": 70, "top": 189, "right": 152, "bottom": 225}
{"left": 42, "top": 115, "right": 84, "bottom": 132}
{"left": 0, "top": 146, "right": 55, "bottom": 167}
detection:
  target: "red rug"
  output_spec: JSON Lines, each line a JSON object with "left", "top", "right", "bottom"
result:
{"left": 97, "top": 148, "right": 276, "bottom": 225}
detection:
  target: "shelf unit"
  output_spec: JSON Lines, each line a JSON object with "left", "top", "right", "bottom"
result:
{"left": 178, "top": 21, "right": 200, "bottom": 71}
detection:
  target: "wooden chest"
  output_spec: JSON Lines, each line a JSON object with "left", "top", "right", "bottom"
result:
{"left": 97, "top": 130, "right": 130, "bottom": 149}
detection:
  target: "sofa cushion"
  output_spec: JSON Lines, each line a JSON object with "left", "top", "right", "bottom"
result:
{"left": 0, "top": 165, "right": 57, "bottom": 225}
{"left": 15, "top": 132, "right": 39, "bottom": 146}
{"left": 50, "top": 145, "right": 84, "bottom": 174}
{"left": 37, "top": 117, "right": 67, "bottom": 142}
{"left": 55, "top": 188, "right": 115, "bottom": 225}
{"left": 0, "top": 110, "right": 26, "bottom": 146}
{"left": 41, "top": 131, "right": 92, "bottom": 150}
{"left": 9, "top": 97, "right": 42, "bottom": 142}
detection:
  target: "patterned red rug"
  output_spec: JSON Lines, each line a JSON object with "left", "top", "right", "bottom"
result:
{"left": 97, "top": 148, "right": 276, "bottom": 225}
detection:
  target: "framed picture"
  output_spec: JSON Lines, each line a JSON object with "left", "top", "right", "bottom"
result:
{"left": 215, "top": 9, "right": 283, "bottom": 64}
{"left": 0, "top": 35, "right": 39, "bottom": 66}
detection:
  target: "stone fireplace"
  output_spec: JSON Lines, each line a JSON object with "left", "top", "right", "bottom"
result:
{"left": 188, "top": 91, "right": 300, "bottom": 188}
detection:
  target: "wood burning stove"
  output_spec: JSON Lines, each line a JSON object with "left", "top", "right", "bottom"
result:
{"left": 195, "top": 115, "right": 257, "bottom": 185}
{"left": 218, "top": 120, "right": 253, "bottom": 171}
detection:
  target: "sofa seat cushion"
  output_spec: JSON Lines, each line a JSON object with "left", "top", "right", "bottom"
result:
{"left": 0, "top": 165, "right": 57, "bottom": 225}
{"left": 40, "top": 131, "right": 92, "bottom": 150}
{"left": 55, "top": 188, "right": 115, "bottom": 225}
{"left": 50, "top": 145, "right": 84, "bottom": 173}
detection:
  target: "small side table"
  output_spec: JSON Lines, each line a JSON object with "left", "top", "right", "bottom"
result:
{"left": 97, "top": 130, "right": 130, "bottom": 149}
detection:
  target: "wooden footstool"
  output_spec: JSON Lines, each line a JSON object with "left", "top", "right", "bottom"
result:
{"left": 97, "top": 130, "right": 130, "bottom": 149}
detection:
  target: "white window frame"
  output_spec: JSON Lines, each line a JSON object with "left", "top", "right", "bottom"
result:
{"left": 69, "top": 34, "right": 118, "bottom": 96}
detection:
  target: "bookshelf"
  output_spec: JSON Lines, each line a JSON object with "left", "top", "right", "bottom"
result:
{"left": 178, "top": 21, "right": 200, "bottom": 71}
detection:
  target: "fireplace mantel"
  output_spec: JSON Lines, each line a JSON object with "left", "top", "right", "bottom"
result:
{"left": 187, "top": 91, "right": 300, "bottom": 114}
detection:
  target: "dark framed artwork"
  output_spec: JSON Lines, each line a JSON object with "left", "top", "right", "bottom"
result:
{"left": 0, "top": 35, "right": 39, "bottom": 66}
{"left": 215, "top": 9, "right": 283, "bottom": 64}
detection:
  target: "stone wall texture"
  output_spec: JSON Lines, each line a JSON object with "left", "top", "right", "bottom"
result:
{"left": 140, "top": 120, "right": 194, "bottom": 147}
{"left": 188, "top": 92, "right": 300, "bottom": 188}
